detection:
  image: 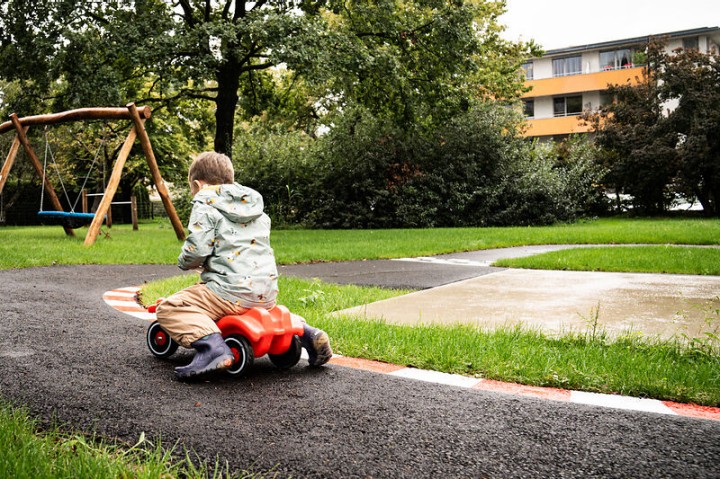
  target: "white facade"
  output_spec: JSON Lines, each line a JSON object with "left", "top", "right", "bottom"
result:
{"left": 523, "top": 27, "right": 720, "bottom": 136}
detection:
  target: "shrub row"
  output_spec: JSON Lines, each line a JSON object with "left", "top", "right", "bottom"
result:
{"left": 232, "top": 104, "right": 608, "bottom": 228}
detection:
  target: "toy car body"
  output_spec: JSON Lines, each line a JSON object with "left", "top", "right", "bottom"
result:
{"left": 146, "top": 305, "right": 305, "bottom": 377}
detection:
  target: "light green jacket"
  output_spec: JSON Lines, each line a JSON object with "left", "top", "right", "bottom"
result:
{"left": 178, "top": 183, "right": 278, "bottom": 307}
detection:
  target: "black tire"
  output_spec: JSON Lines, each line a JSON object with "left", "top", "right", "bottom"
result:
{"left": 146, "top": 321, "right": 179, "bottom": 358}
{"left": 268, "top": 335, "right": 302, "bottom": 370}
{"left": 224, "top": 335, "right": 254, "bottom": 377}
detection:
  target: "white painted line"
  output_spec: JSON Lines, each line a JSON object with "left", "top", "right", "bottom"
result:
{"left": 103, "top": 299, "right": 142, "bottom": 307}
{"left": 391, "top": 258, "right": 493, "bottom": 267}
{"left": 103, "top": 288, "right": 720, "bottom": 421}
{"left": 570, "top": 391, "right": 677, "bottom": 415}
{"left": 103, "top": 291, "right": 137, "bottom": 298}
{"left": 389, "top": 368, "right": 483, "bottom": 388}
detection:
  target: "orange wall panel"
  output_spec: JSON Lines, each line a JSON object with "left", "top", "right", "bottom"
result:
{"left": 522, "top": 67, "right": 644, "bottom": 98}
{"left": 522, "top": 116, "right": 593, "bottom": 137}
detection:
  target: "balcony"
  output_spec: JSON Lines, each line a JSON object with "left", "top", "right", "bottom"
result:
{"left": 522, "top": 115, "right": 593, "bottom": 137}
{"left": 522, "top": 66, "right": 644, "bottom": 98}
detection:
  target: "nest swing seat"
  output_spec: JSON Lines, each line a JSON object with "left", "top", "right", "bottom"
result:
{"left": 36, "top": 210, "right": 97, "bottom": 229}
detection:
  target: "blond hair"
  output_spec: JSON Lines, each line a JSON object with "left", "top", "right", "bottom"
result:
{"left": 188, "top": 151, "right": 234, "bottom": 185}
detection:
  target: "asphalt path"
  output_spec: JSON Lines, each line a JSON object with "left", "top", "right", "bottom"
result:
{"left": 278, "top": 245, "right": 584, "bottom": 289}
{"left": 0, "top": 264, "right": 718, "bottom": 478}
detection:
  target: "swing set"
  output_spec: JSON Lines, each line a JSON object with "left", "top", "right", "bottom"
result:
{"left": 0, "top": 103, "right": 185, "bottom": 246}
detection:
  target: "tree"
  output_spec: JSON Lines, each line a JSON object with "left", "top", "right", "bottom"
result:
{"left": 586, "top": 39, "right": 679, "bottom": 214}
{"left": 1, "top": 0, "right": 537, "bottom": 159}
{"left": 305, "top": 0, "right": 538, "bottom": 128}
{"left": 588, "top": 38, "right": 720, "bottom": 216}
{"left": 660, "top": 46, "right": 720, "bottom": 216}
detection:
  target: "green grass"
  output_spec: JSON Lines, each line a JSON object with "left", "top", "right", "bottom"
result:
{"left": 0, "top": 223, "right": 182, "bottom": 269}
{"left": 272, "top": 216, "right": 720, "bottom": 262}
{"left": 1, "top": 216, "right": 719, "bottom": 269}
{"left": 140, "top": 274, "right": 720, "bottom": 407}
{"left": 495, "top": 245, "right": 720, "bottom": 275}
{"left": 0, "top": 402, "right": 267, "bottom": 479}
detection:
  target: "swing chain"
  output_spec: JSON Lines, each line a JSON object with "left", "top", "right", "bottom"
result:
{"left": 40, "top": 127, "right": 107, "bottom": 214}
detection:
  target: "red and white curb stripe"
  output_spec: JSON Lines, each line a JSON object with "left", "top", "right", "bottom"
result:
{"left": 105, "top": 287, "right": 720, "bottom": 422}
{"left": 103, "top": 287, "right": 156, "bottom": 320}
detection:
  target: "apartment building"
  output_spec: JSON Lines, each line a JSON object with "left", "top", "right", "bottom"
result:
{"left": 521, "top": 26, "right": 720, "bottom": 141}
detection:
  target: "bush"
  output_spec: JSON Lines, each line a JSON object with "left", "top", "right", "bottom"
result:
{"left": 233, "top": 124, "right": 316, "bottom": 227}
{"left": 232, "top": 104, "right": 610, "bottom": 228}
{"left": 303, "top": 108, "right": 427, "bottom": 228}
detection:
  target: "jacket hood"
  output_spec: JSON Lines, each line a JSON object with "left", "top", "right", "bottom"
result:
{"left": 193, "top": 183, "right": 264, "bottom": 224}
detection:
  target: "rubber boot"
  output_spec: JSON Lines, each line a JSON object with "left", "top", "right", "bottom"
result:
{"left": 175, "top": 333, "right": 234, "bottom": 379}
{"left": 300, "top": 324, "right": 333, "bottom": 367}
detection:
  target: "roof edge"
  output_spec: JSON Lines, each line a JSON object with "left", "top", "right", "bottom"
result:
{"left": 538, "top": 26, "right": 720, "bottom": 58}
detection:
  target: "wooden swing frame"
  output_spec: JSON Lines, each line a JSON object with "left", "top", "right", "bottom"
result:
{"left": 0, "top": 103, "right": 186, "bottom": 246}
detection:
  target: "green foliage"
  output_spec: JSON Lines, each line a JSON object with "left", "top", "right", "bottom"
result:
{"left": 589, "top": 40, "right": 678, "bottom": 214}
{"left": 302, "top": 107, "right": 414, "bottom": 228}
{"left": 588, "top": 39, "right": 720, "bottom": 216}
{"left": 0, "top": 0, "right": 536, "bottom": 160}
{"left": 312, "top": 0, "right": 539, "bottom": 129}
{"left": 238, "top": 103, "right": 608, "bottom": 228}
{"left": 541, "top": 135, "right": 610, "bottom": 217}
{"left": 660, "top": 46, "right": 720, "bottom": 216}
{"left": 233, "top": 124, "right": 316, "bottom": 226}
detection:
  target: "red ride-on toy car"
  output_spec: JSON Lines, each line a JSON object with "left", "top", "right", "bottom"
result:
{"left": 146, "top": 304, "right": 305, "bottom": 377}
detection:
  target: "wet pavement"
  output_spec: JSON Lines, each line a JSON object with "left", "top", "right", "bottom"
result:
{"left": 336, "top": 269, "right": 720, "bottom": 339}
{"left": 281, "top": 245, "right": 720, "bottom": 340}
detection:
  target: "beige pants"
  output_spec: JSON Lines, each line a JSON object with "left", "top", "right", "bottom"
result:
{"left": 155, "top": 283, "right": 265, "bottom": 348}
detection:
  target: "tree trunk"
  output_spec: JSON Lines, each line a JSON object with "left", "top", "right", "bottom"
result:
{"left": 214, "top": 63, "right": 241, "bottom": 159}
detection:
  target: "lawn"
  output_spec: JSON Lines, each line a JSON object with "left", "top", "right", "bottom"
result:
{"left": 1, "top": 216, "right": 719, "bottom": 269}
{"left": 495, "top": 245, "right": 720, "bottom": 275}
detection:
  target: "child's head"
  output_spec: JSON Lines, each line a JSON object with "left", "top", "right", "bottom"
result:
{"left": 188, "top": 152, "right": 234, "bottom": 191}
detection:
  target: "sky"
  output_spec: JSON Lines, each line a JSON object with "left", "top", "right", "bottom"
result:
{"left": 500, "top": 0, "right": 720, "bottom": 50}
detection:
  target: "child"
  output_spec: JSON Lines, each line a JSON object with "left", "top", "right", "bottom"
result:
{"left": 155, "top": 151, "right": 332, "bottom": 379}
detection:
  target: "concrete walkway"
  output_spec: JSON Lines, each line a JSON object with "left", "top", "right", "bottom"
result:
{"left": 280, "top": 245, "right": 720, "bottom": 340}
{"left": 337, "top": 268, "right": 720, "bottom": 340}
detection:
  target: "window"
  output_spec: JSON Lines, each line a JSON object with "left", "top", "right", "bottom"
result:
{"left": 600, "top": 48, "right": 635, "bottom": 70}
{"left": 552, "top": 56, "right": 581, "bottom": 77}
{"left": 553, "top": 95, "right": 583, "bottom": 117}
{"left": 683, "top": 36, "right": 699, "bottom": 50}
{"left": 522, "top": 99, "right": 534, "bottom": 118}
{"left": 521, "top": 62, "right": 534, "bottom": 80}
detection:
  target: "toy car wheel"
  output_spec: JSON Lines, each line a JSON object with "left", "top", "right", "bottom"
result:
{"left": 146, "top": 321, "right": 179, "bottom": 358}
{"left": 268, "top": 335, "right": 303, "bottom": 370}
{"left": 225, "top": 335, "right": 254, "bottom": 377}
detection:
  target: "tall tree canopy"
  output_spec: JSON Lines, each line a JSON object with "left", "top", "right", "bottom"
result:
{"left": 660, "top": 45, "right": 720, "bottom": 215}
{"left": 0, "top": 0, "right": 536, "bottom": 159}
{"left": 588, "top": 39, "right": 720, "bottom": 215}
{"left": 587, "top": 40, "right": 678, "bottom": 214}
